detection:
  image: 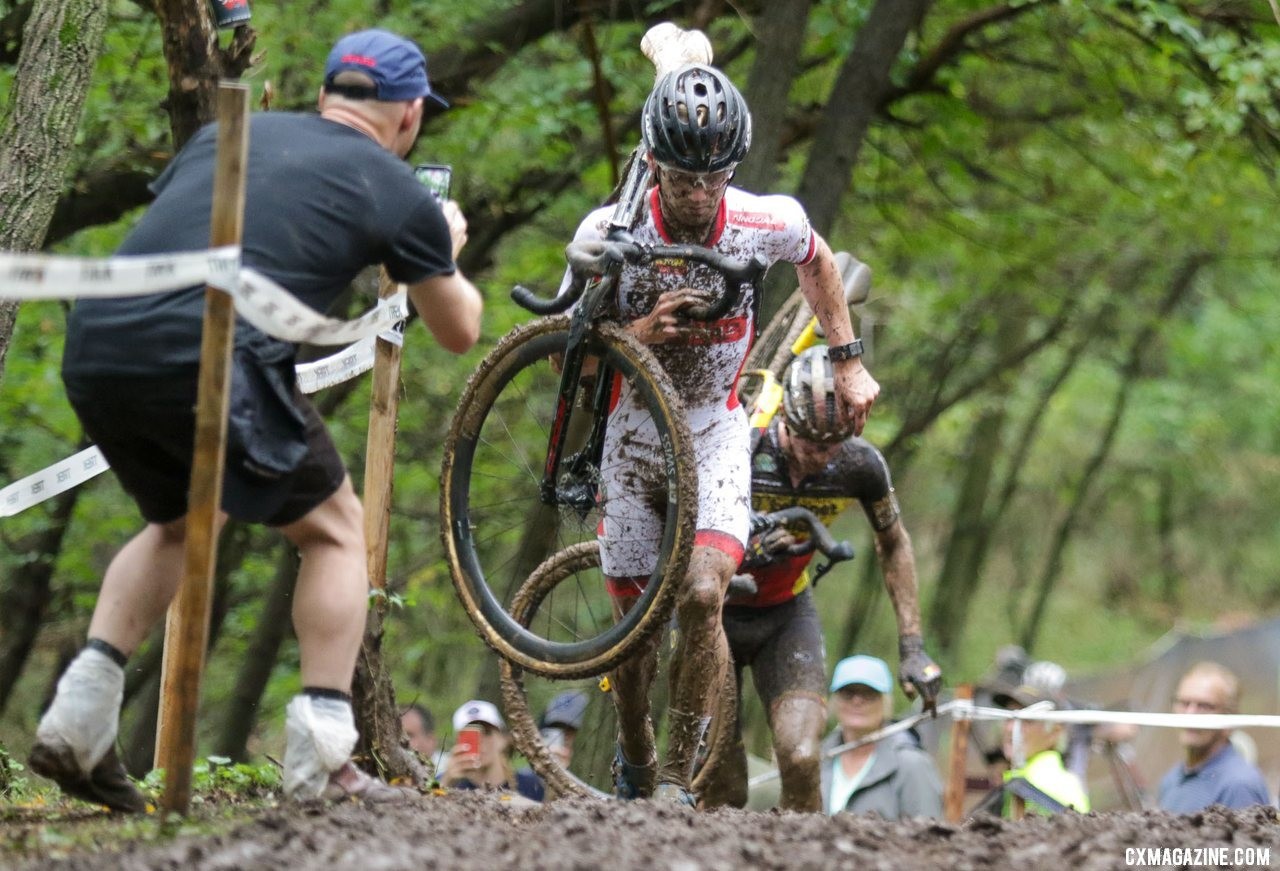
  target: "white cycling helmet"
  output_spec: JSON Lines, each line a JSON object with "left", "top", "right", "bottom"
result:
{"left": 782, "top": 346, "right": 855, "bottom": 444}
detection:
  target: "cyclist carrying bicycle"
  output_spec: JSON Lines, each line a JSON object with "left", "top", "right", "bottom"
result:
{"left": 701, "top": 345, "right": 942, "bottom": 812}
{"left": 557, "top": 64, "right": 878, "bottom": 806}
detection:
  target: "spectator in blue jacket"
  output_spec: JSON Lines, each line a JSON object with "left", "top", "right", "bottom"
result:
{"left": 1158, "top": 662, "right": 1271, "bottom": 812}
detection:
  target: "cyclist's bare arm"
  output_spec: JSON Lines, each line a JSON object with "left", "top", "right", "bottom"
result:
{"left": 408, "top": 199, "right": 484, "bottom": 354}
{"left": 795, "top": 233, "right": 879, "bottom": 434}
{"left": 872, "top": 518, "right": 922, "bottom": 638}
{"left": 408, "top": 271, "right": 483, "bottom": 354}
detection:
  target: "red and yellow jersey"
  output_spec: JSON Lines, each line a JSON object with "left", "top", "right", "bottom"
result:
{"left": 742, "top": 419, "right": 900, "bottom": 607}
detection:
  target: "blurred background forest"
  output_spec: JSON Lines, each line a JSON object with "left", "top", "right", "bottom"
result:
{"left": 2, "top": 0, "right": 1279, "bottom": 787}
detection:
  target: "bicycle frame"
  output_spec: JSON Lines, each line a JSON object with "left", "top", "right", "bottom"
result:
{"left": 510, "top": 146, "right": 766, "bottom": 516}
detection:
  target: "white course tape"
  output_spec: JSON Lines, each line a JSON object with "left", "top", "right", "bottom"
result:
{"left": 745, "top": 698, "right": 1280, "bottom": 788}
{"left": 0, "top": 447, "right": 109, "bottom": 518}
{"left": 957, "top": 701, "right": 1280, "bottom": 731}
{"left": 0, "top": 247, "right": 240, "bottom": 300}
{"left": 233, "top": 269, "right": 409, "bottom": 346}
{"left": 0, "top": 248, "right": 409, "bottom": 347}
{"left": 747, "top": 701, "right": 959, "bottom": 788}
{"left": 1, "top": 330, "right": 403, "bottom": 518}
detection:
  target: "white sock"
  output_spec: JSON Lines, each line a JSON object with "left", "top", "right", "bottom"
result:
{"left": 35, "top": 648, "right": 124, "bottom": 774}
{"left": 283, "top": 694, "right": 358, "bottom": 800}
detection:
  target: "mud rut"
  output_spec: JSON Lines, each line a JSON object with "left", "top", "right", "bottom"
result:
{"left": 11, "top": 796, "right": 1279, "bottom": 870}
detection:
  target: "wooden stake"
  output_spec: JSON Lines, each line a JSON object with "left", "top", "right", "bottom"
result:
{"left": 350, "top": 273, "right": 418, "bottom": 781}
{"left": 155, "top": 81, "right": 250, "bottom": 814}
{"left": 364, "top": 273, "right": 403, "bottom": 591}
{"left": 943, "top": 683, "right": 974, "bottom": 822}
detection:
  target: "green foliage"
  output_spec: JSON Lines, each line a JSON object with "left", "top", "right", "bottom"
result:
{"left": 140, "top": 757, "right": 282, "bottom": 801}
{"left": 3, "top": 0, "right": 1280, "bottom": 786}
{"left": 0, "top": 744, "right": 31, "bottom": 801}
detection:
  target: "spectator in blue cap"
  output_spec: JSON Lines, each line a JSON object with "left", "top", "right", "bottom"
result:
{"left": 34, "top": 26, "right": 481, "bottom": 811}
{"left": 819, "top": 655, "right": 942, "bottom": 818}
{"left": 540, "top": 690, "right": 589, "bottom": 771}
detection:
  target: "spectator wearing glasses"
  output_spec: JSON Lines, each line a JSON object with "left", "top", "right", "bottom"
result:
{"left": 1158, "top": 661, "right": 1271, "bottom": 812}
{"left": 819, "top": 655, "right": 942, "bottom": 818}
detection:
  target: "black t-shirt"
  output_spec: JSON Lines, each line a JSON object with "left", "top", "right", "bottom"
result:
{"left": 63, "top": 112, "right": 454, "bottom": 378}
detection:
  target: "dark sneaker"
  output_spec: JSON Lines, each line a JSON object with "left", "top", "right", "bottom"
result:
{"left": 320, "top": 761, "right": 418, "bottom": 804}
{"left": 652, "top": 781, "right": 697, "bottom": 808}
{"left": 611, "top": 746, "right": 656, "bottom": 800}
{"left": 28, "top": 742, "right": 148, "bottom": 814}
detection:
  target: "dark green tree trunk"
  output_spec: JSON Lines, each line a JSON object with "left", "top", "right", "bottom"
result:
{"left": 0, "top": 0, "right": 110, "bottom": 380}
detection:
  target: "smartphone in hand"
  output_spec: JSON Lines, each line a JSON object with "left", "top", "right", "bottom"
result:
{"left": 455, "top": 726, "right": 482, "bottom": 761}
{"left": 414, "top": 163, "right": 452, "bottom": 203}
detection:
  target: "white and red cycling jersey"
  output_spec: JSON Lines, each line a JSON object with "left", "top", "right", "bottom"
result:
{"left": 558, "top": 185, "right": 818, "bottom": 582}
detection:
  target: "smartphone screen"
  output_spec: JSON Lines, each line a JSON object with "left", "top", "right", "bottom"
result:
{"left": 455, "top": 726, "right": 481, "bottom": 758}
{"left": 414, "top": 163, "right": 452, "bottom": 203}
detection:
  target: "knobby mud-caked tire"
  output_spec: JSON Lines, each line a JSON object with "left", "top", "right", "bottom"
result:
{"left": 501, "top": 542, "right": 739, "bottom": 800}
{"left": 441, "top": 315, "right": 698, "bottom": 679}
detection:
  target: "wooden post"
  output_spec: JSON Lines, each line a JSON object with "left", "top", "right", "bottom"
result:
{"left": 364, "top": 273, "right": 403, "bottom": 590}
{"left": 349, "top": 272, "right": 421, "bottom": 781}
{"left": 155, "top": 81, "right": 250, "bottom": 814}
{"left": 943, "top": 683, "right": 973, "bottom": 822}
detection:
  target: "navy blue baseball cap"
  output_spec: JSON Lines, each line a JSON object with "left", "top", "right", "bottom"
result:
{"left": 324, "top": 29, "right": 448, "bottom": 109}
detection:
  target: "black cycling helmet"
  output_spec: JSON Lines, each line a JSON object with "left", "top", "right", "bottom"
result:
{"left": 641, "top": 64, "right": 752, "bottom": 173}
{"left": 782, "top": 346, "right": 855, "bottom": 444}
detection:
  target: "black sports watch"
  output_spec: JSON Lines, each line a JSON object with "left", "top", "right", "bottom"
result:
{"left": 827, "top": 339, "right": 864, "bottom": 362}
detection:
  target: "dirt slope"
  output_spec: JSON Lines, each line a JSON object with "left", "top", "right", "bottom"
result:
{"left": 10, "top": 795, "right": 1279, "bottom": 871}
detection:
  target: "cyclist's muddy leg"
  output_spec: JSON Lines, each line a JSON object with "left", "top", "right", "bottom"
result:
{"left": 769, "top": 691, "right": 827, "bottom": 812}
{"left": 754, "top": 592, "right": 829, "bottom": 812}
{"left": 609, "top": 591, "right": 660, "bottom": 773}
{"left": 659, "top": 545, "right": 736, "bottom": 789}
{"left": 697, "top": 660, "right": 748, "bottom": 809}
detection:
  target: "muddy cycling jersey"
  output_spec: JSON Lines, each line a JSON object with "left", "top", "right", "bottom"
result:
{"left": 744, "top": 418, "right": 901, "bottom": 607}
{"left": 560, "top": 186, "right": 817, "bottom": 579}
{"left": 561, "top": 186, "right": 816, "bottom": 417}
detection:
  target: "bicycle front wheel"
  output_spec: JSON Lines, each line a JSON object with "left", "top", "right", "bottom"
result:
{"left": 441, "top": 315, "right": 698, "bottom": 678}
{"left": 500, "top": 542, "right": 738, "bottom": 800}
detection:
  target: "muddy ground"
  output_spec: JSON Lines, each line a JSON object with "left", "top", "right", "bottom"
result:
{"left": 5, "top": 795, "right": 1278, "bottom": 871}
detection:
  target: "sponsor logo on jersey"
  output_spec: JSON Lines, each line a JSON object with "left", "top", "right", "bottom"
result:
{"left": 680, "top": 314, "right": 749, "bottom": 346}
{"left": 727, "top": 210, "right": 787, "bottom": 231}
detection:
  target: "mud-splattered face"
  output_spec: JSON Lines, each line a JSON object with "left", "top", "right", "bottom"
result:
{"left": 653, "top": 161, "right": 732, "bottom": 231}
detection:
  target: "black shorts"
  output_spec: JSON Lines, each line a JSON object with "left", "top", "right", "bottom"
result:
{"left": 722, "top": 591, "right": 827, "bottom": 712}
{"left": 64, "top": 372, "right": 345, "bottom": 526}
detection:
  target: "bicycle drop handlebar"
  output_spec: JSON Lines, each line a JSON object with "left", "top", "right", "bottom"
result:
{"left": 727, "top": 506, "right": 855, "bottom": 599}
{"left": 511, "top": 238, "right": 767, "bottom": 320}
{"left": 751, "top": 506, "right": 855, "bottom": 562}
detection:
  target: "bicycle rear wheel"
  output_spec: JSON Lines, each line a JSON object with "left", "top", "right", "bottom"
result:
{"left": 441, "top": 315, "right": 698, "bottom": 678}
{"left": 500, "top": 542, "right": 737, "bottom": 800}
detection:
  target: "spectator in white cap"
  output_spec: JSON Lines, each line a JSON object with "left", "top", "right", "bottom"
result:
{"left": 441, "top": 700, "right": 544, "bottom": 801}
{"left": 819, "top": 655, "right": 942, "bottom": 818}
